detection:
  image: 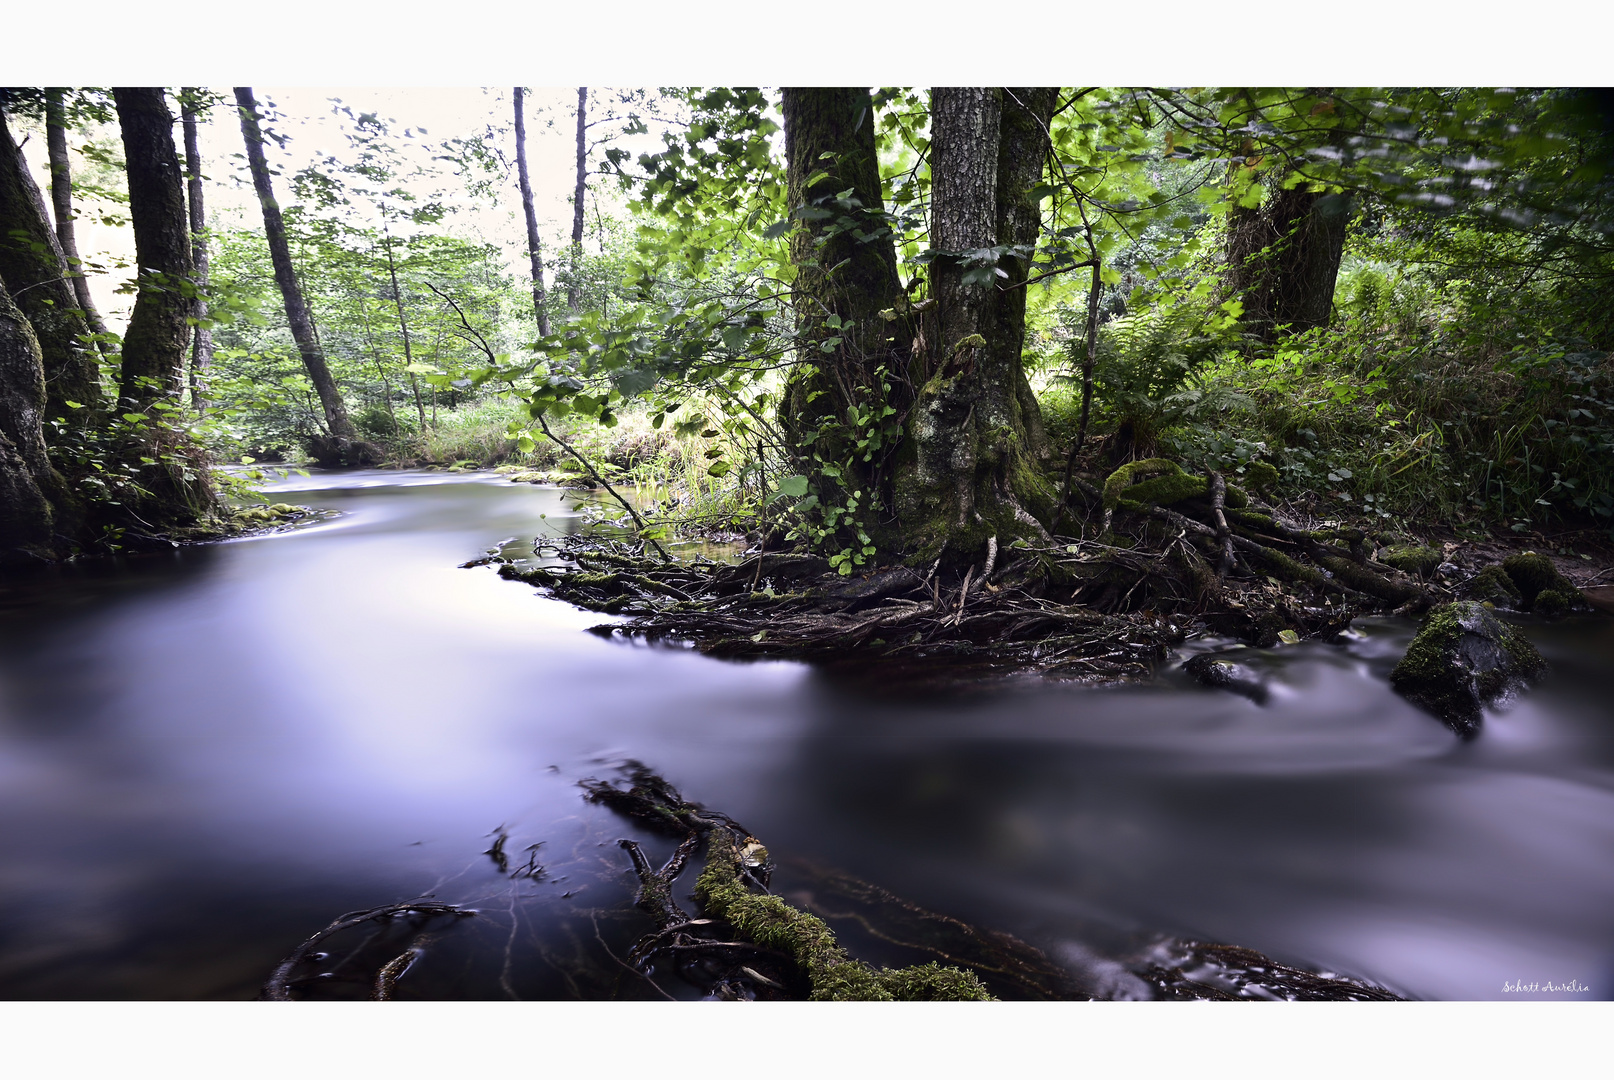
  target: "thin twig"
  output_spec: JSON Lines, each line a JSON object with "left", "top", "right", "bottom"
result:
{"left": 533, "top": 413, "right": 669, "bottom": 562}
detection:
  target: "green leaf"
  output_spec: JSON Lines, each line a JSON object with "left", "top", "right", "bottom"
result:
{"left": 707, "top": 460, "right": 733, "bottom": 477}
{"left": 768, "top": 474, "right": 810, "bottom": 504}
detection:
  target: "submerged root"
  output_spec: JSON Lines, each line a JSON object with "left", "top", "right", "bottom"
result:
{"left": 259, "top": 900, "right": 476, "bottom": 1001}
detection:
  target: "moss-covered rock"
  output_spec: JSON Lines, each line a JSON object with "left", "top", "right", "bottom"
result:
{"left": 1389, "top": 601, "right": 1545, "bottom": 737}
{"left": 1380, "top": 544, "right": 1441, "bottom": 579}
{"left": 1501, "top": 553, "right": 1580, "bottom": 612}
{"left": 1532, "top": 589, "right": 1573, "bottom": 618}
{"left": 1460, "top": 565, "right": 1522, "bottom": 607}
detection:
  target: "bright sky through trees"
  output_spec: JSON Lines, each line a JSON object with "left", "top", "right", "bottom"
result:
{"left": 13, "top": 86, "right": 672, "bottom": 325}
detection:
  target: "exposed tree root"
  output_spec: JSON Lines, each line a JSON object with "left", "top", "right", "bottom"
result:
{"left": 487, "top": 456, "right": 1451, "bottom": 677}
{"left": 582, "top": 761, "right": 994, "bottom": 1000}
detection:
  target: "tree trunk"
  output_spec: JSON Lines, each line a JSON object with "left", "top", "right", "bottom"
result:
{"left": 180, "top": 90, "right": 213, "bottom": 413}
{"left": 892, "top": 87, "right": 1057, "bottom": 564}
{"left": 233, "top": 87, "right": 363, "bottom": 454}
{"left": 0, "top": 108, "right": 104, "bottom": 421}
{"left": 0, "top": 278, "right": 57, "bottom": 563}
{"left": 777, "top": 87, "right": 912, "bottom": 549}
{"left": 113, "top": 88, "right": 193, "bottom": 412}
{"left": 382, "top": 226, "right": 427, "bottom": 429}
{"left": 1225, "top": 179, "right": 1351, "bottom": 340}
{"left": 568, "top": 86, "right": 587, "bottom": 313}
{"left": 44, "top": 89, "right": 111, "bottom": 348}
{"left": 512, "top": 87, "right": 552, "bottom": 337}
{"left": 112, "top": 87, "right": 216, "bottom": 524}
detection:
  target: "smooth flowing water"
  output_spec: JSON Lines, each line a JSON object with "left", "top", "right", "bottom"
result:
{"left": 1, "top": 470, "right": 1611, "bottom": 1001}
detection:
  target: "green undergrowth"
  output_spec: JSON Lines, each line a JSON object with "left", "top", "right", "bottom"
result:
{"left": 1038, "top": 305, "right": 1614, "bottom": 539}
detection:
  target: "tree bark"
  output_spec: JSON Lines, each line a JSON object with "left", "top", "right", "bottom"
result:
{"left": 777, "top": 87, "right": 912, "bottom": 545}
{"left": 0, "top": 278, "right": 56, "bottom": 562}
{"left": 779, "top": 87, "right": 910, "bottom": 408}
{"left": 113, "top": 88, "right": 193, "bottom": 412}
{"left": 44, "top": 89, "right": 111, "bottom": 347}
{"left": 0, "top": 108, "right": 104, "bottom": 420}
{"left": 1225, "top": 179, "right": 1351, "bottom": 340}
{"left": 568, "top": 86, "right": 587, "bottom": 313}
{"left": 513, "top": 87, "right": 552, "bottom": 337}
{"left": 111, "top": 87, "right": 217, "bottom": 524}
{"left": 893, "top": 87, "right": 1058, "bottom": 564}
{"left": 180, "top": 89, "right": 212, "bottom": 412}
{"left": 233, "top": 87, "right": 360, "bottom": 447}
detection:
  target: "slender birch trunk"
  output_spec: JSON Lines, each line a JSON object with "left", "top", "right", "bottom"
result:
{"left": 180, "top": 90, "right": 213, "bottom": 412}
{"left": 512, "top": 88, "right": 552, "bottom": 336}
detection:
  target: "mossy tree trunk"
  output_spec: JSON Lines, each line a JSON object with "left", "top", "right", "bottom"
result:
{"left": 0, "top": 108, "right": 105, "bottom": 422}
{"left": 777, "top": 87, "right": 912, "bottom": 543}
{"left": 892, "top": 87, "right": 1058, "bottom": 564}
{"left": 112, "top": 87, "right": 216, "bottom": 524}
{"left": 233, "top": 87, "right": 358, "bottom": 445}
{"left": 114, "top": 88, "right": 193, "bottom": 412}
{"left": 1225, "top": 179, "right": 1351, "bottom": 341}
{"left": 0, "top": 278, "right": 58, "bottom": 563}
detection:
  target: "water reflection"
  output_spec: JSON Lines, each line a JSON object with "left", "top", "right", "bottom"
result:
{"left": 0, "top": 470, "right": 1610, "bottom": 1000}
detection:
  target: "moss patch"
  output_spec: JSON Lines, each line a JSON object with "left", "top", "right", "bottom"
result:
{"left": 1461, "top": 565, "right": 1522, "bottom": 607}
{"left": 1381, "top": 544, "right": 1442, "bottom": 579}
{"left": 1533, "top": 589, "right": 1573, "bottom": 617}
{"left": 1501, "top": 553, "right": 1580, "bottom": 611}
{"left": 694, "top": 831, "right": 993, "bottom": 1001}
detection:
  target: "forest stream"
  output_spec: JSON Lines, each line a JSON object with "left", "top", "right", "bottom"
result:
{"left": 2, "top": 469, "right": 1612, "bottom": 1001}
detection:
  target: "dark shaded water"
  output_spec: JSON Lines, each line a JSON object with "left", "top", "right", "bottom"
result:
{"left": 1, "top": 470, "right": 1612, "bottom": 1001}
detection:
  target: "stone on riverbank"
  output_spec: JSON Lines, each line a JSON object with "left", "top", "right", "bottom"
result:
{"left": 1389, "top": 601, "right": 1544, "bottom": 737}
{"left": 1184, "top": 652, "right": 1269, "bottom": 704}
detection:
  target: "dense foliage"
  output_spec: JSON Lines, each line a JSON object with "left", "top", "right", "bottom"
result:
{"left": 3, "top": 86, "right": 1610, "bottom": 567}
